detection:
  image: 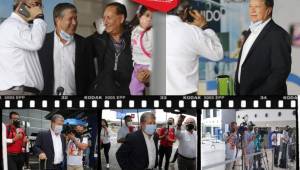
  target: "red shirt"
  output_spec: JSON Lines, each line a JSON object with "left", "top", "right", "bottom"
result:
{"left": 159, "top": 127, "right": 176, "bottom": 147}
{"left": 6, "top": 124, "right": 26, "bottom": 154}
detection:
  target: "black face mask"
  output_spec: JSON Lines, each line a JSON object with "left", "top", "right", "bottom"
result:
{"left": 12, "top": 120, "right": 21, "bottom": 128}
{"left": 168, "top": 122, "right": 173, "bottom": 125}
{"left": 186, "top": 124, "right": 194, "bottom": 131}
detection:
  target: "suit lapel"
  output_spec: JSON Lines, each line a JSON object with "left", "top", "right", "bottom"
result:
{"left": 138, "top": 130, "right": 149, "bottom": 167}
{"left": 48, "top": 32, "right": 55, "bottom": 92}
{"left": 74, "top": 35, "right": 80, "bottom": 92}
{"left": 48, "top": 130, "right": 55, "bottom": 155}
{"left": 235, "top": 30, "right": 251, "bottom": 84}
{"left": 242, "top": 20, "right": 274, "bottom": 66}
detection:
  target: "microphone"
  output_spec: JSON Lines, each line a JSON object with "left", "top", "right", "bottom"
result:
{"left": 56, "top": 86, "right": 64, "bottom": 96}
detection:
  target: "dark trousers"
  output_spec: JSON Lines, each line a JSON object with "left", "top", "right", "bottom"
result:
{"left": 102, "top": 143, "right": 111, "bottom": 164}
{"left": 273, "top": 145, "right": 280, "bottom": 166}
{"left": 8, "top": 154, "right": 24, "bottom": 170}
{"left": 177, "top": 155, "right": 196, "bottom": 170}
{"left": 158, "top": 145, "right": 172, "bottom": 170}
{"left": 253, "top": 153, "right": 262, "bottom": 169}
{"left": 279, "top": 143, "right": 288, "bottom": 168}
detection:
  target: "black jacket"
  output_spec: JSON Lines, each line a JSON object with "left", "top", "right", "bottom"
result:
{"left": 38, "top": 32, "right": 95, "bottom": 95}
{"left": 235, "top": 19, "right": 292, "bottom": 95}
{"left": 116, "top": 130, "right": 159, "bottom": 170}
{"left": 88, "top": 30, "right": 133, "bottom": 95}
{"left": 33, "top": 130, "right": 67, "bottom": 169}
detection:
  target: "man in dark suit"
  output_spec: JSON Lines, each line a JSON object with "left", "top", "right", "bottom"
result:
{"left": 38, "top": 3, "right": 95, "bottom": 95}
{"left": 33, "top": 114, "right": 66, "bottom": 170}
{"left": 235, "top": 0, "right": 291, "bottom": 95}
{"left": 88, "top": 2, "right": 134, "bottom": 95}
{"left": 116, "top": 112, "right": 159, "bottom": 170}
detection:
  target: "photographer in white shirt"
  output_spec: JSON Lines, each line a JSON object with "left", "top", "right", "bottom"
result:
{"left": 0, "top": 0, "right": 47, "bottom": 95}
{"left": 166, "top": 1, "right": 223, "bottom": 95}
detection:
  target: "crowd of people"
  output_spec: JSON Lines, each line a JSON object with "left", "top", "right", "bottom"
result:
{"left": 0, "top": 0, "right": 153, "bottom": 96}
{"left": 224, "top": 121, "right": 296, "bottom": 170}
{"left": 100, "top": 113, "right": 198, "bottom": 170}
{"left": 4, "top": 112, "right": 95, "bottom": 170}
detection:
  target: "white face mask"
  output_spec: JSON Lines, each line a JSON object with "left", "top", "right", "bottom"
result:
{"left": 95, "top": 18, "right": 105, "bottom": 34}
{"left": 53, "top": 125, "right": 63, "bottom": 134}
{"left": 249, "top": 20, "right": 263, "bottom": 32}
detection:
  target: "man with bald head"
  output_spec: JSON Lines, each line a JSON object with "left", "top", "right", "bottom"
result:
{"left": 176, "top": 115, "right": 197, "bottom": 170}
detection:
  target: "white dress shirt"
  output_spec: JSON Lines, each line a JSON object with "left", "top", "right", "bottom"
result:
{"left": 142, "top": 131, "right": 156, "bottom": 169}
{"left": 176, "top": 129, "right": 197, "bottom": 158}
{"left": 50, "top": 129, "right": 64, "bottom": 164}
{"left": 238, "top": 18, "right": 271, "bottom": 83}
{"left": 166, "top": 15, "right": 223, "bottom": 95}
{"left": 0, "top": 13, "right": 47, "bottom": 91}
{"left": 53, "top": 31, "right": 76, "bottom": 95}
{"left": 271, "top": 132, "right": 282, "bottom": 146}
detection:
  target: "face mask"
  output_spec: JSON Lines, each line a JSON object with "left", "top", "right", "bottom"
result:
{"left": 167, "top": 121, "right": 173, "bottom": 125}
{"left": 127, "top": 121, "right": 133, "bottom": 126}
{"left": 186, "top": 124, "right": 194, "bottom": 131}
{"left": 95, "top": 18, "right": 105, "bottom": 34}
{"left": 60, "top": 30, "right": 74, "bottom": 42}
{"left": 249, "top": 21, "right": 263, "bottom": 32}
{"left": 53, "top": 125, "right": 63, "bottom": 134}
{"left": 12, "top": 120, "right": 21, "bottom": 128}
{"left": 144, "top": 124, "right": 157, "bottom": 135}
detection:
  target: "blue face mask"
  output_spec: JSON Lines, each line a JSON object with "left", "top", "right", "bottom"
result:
{"left": 60, "top": 30, "right": 74, "bottom": 42}
{"left": 249, "top": 21, "right": 263, "bottom": 32}
{"left": 53, "top": 125, "right": 63, "bottom": 134}
{"left": 144, "top": 124, "right": 157, "bottom": 135}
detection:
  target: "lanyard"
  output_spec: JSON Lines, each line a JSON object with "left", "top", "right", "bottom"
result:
{"left": 112, "top": 38, "right": 125, "bottom": 71}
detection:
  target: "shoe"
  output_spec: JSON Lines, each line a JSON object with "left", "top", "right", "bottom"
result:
{"left": 106, "top": 164, "right": 110, "bottom": 168}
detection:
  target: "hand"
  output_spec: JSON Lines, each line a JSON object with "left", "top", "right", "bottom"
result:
{"left": 27, "top": 6, "right": 43, "bottom": 20}
{"left": 67, "top": 133, "right": 76, "bottom": 141}
{"left": 14, "top": 133, "right": 23, "bottom": 141}
{"left": 177, "top": 115, "right": 186, "bottom": 126}
{"left": 39, "top": 153, "right": 47, "bottom": 160}
{"left": 136, "top": 69, "right": 151, "bottom": 83}
{"left": 189, "top": 10, "right": 207, "bottom": 28}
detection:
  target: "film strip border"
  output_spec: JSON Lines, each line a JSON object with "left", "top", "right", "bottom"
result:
{"left": 0, "top": 96, "right": 297, "bottom": 109}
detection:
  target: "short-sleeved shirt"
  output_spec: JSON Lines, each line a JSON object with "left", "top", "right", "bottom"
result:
{"left": 176, "top": 129, "right": 197, "bottom": 158}
{"left": 159, "top": 127, "right": 176, "bottom": 147}
{"left": 67, "top": 136, "right": 88, "bottom": 166}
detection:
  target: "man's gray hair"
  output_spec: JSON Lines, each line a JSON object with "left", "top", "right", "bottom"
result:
{"left": 51, "top": 114, "right": 64, "bottom": 122}
{"left": 140, "top": 112, "right": 156, "bottom": 123}
{"left": 53, "top": 3, "right": 77, "bottom": 25}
